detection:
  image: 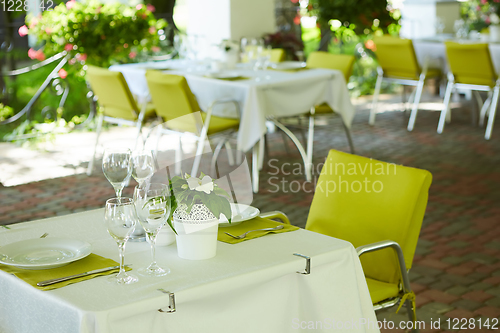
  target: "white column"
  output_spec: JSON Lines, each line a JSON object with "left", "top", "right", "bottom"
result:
{"left": 187, "top": 0, "right": 276, "bottom": 44}
{"left": 399, "top": 0, "right": 461, "bottom": 39}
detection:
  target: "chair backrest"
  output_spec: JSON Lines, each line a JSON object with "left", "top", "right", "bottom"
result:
{"left": 145, "top": 70, "right": 203, "bottom": 133}
{"left": 305, "top": 150, "right": 432, "bottom": 284}
{"left": 445, "top": 42, "right": 497, "bottom": 86}
{"left": 306, "top": 51, "right": 355, "bottom": 82}
{"left": 85, "top": 66, "right": 139, "bottom": 120}
{"left": 373, "top": 36, "right": 421, "bottom": 80}
{"left": 270, "top": 48, "right": 286, "bottom": 63}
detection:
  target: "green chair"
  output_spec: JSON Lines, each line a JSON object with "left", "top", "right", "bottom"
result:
{"left": 370, "top": 36, "right": 441, "bottom": 131}
{"left": 145, "top": 70, "right": 240, "bottom": 176}
{"left": 270, "top": 48, "right": 285, "bottom": 63}
{"left": 438, "top": 42, "right": 499, "bottom": 140}
{"left": 275, "top": 51, "right": 356, "bottom": 170}
{"left": 85, "top": 65, "right": 155, "bottom": 175}
{"left": 306, "top": 150, "right": 432, "bottom": 329}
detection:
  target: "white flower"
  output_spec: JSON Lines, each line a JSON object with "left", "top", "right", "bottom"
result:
{"left": 186, "top": 175, "right": 214, "bottom": 194}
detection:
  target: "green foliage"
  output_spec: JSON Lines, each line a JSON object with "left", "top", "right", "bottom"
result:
{"left": 170, "top": 174, "right": 231, "bottom": 222}
{"left": 26, "top": 0, "right": 167, "bottom": 67}
{"left": 307, "top": 0, "right": 398, "bottom": 34}
{"left": 301, "top": 26, "right": 398, "bottom": 97}
{"left": 0, "top": 104, "right": 14, "bottom": 122}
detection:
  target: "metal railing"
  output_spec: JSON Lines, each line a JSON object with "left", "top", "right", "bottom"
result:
{"left": 0, "top": 51, "right": 96, "bottom": 140}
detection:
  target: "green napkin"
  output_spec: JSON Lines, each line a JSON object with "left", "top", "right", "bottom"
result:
{"left": 218, "top": 217, "right": 299, "bottom": 244}
{"left": 0, "top": 253, "right": 130, "bottom": 291}
{"left": 205, "top": 75, "right": 250, "bottom": 81}
{"left": 269, "top": 66, "right": 309, "bottom": 72}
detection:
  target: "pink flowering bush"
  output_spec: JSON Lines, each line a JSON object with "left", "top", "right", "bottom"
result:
{"left": 24, "top": 0, "right": 167, "bottom": 68}
{"left": 462, "top": 0, "right": 500, "bottom": 31}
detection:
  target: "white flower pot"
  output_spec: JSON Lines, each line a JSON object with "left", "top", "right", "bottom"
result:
{"left": 156, "top": 226, "right": 176, "bottom": 246}
{"left": 222, "top": 50, "right": 239, "bottom": 70}
{"left": 491, "top": 25, "right": 500, "bottom": 42}
{"left": 173, "top": 204, "right": 219, "bottom": 260}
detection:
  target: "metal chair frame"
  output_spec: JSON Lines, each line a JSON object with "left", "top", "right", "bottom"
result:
{"left": 370, "top": 62, "right": 437, "bottom": 132}
{"left": 153, "top": 99, "right": 240, "bottom": 178}
{"left": 438, "top": 71, "right": 499, "bottom": 140}
{"left": 357, "top": 240, "right": 417, "bottom": 331}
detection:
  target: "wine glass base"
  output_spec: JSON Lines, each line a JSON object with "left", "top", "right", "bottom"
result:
{"left": 138, "top": 266, "right": 170, "bottom": 277}
{"left": 107, "top": 273, "right": 138, "bottom": 285}
{"left": 129, "top": 236, "right": 146, "bottom": 242}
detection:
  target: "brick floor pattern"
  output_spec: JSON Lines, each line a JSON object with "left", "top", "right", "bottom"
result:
{"left": 1, "top": 97, "right": 500, "bottom": 332}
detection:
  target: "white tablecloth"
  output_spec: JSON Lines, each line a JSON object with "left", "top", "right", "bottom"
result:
{"left": 0, "top": 210, "right": 379, "bottom": 333}
{"left": 109, "top": 61, "right": 355, "bottom": 153}
{"left": 413, "top": 39, "right": 500, "bottom": 74}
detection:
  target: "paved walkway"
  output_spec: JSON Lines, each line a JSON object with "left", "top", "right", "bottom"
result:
{"left": 1, "top": 92, "right": 499, "bottom": 331}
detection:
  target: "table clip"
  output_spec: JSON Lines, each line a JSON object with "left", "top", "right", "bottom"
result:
{"left": 157, "top": 289, "right": 176, "bottom": 313}
{"left": 293, "top": 253, "right": 311, "bottom": 275}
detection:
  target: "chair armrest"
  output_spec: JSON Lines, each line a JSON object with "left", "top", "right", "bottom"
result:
{"left": 259, "top": 211, "right": 291, "bottom": 225}
{"left": 356, "top": 240, "right": 411, "bottom": 294}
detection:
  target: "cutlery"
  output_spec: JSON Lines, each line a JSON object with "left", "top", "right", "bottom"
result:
{"left": 36, "top": 265, "right": 128, "bottom": 287}
{"left": 224, "top": 225, "right": 284, "bottom": 240}
{"left": 40, "top": 233, "right": 49, "bottom": 238}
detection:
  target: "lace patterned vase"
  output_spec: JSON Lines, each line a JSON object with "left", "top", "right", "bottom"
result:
{"left": 173, "top": 204, "right": 219, "bottom": 260}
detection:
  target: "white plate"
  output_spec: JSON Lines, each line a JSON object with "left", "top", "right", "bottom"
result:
{"left": 219, "top": 203, "right": 260, "bottom": 227}
{"left": 0, "top": 238, "right": 92, "bottom": 270}
{"left": 270, "top": 61, "right": 307, "bottom": 70}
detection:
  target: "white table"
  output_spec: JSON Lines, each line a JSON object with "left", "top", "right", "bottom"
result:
{"left": 413, "top": 38, "right": 500, "bottom": 73}
{"left": 0, "top": 210, "right": 379, "bottom": 333}
{"left": 109, "top": 61, "right": 355, "bottom": 153}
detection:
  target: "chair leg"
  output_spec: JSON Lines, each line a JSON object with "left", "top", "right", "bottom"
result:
{"left": 272, "top": 120, "right": 312, "bottom": 182}
{"left": 297, "top": 117, "right": 307, "bottom": 147}
{"left": 191, "top": 134, "right": 207, "bottom": 177}
{"left": 472, "top": 90, "right": 483, "bottom": 126}
{"left": 258, "top": 135, "right": 265, "bottom": 171}
{"left": 225, "top": 141, "right": 235, "bottom": 166}
{"left": 134, "top": 122, "right": 143, "bottom": 150}
{"left": 369, "top": 73, "right": 383, "bottom": 125}
{"left": 480, "top": 91, "right": 492, "bottom": 127}
{"left": 485, "top": 85, "right": 500, "bottom": 140}
{"left": 280, "top": 129, "right": 291, "bottom": 155}
{"left": 252, "top": 142, "right": 260, "bottom": 193}
{"left": 437, "top": 81, "right": 454, "bottom": 134}
{"left": 407, "top": 77, "right": 425, "bottom": 131}
{"left": 175, "top": 135, "right": 183, "bottom": 175}
{"left": 306, "top": 107, "right": 315, "bottom": 170}
{"left": 87, "top": 114, "right": 104, "bottom": 176}
{"left": 155, "top": 125, "right": 162, "bottom": 153}
{"left": 210, "top": 139, "right": 226, "bottom": 177}
{"left": 343, "top": 122, "right": 355, "bottom": 154}
{"left": 406, "top": 299, "right": 418, "bottom": 333}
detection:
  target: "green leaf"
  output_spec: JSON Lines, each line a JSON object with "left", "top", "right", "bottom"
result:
{"left": 213, "top": 187, "right": 231, "bottom": 198}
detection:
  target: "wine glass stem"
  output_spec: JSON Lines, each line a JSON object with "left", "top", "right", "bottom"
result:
{"left": 117, "top": 241, "right": 126, "bottom": 275}
{"left": 114, "top": 186, "right": 123, "bottom": 198}
{"left": 147, "top": 233, "right": 157, "bottom": 265}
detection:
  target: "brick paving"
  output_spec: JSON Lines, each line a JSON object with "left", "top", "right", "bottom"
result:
{"left": 1, "top": 92, "right": 500, "bottom": 331}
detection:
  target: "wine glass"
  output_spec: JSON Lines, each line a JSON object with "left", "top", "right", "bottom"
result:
{"left": 104, "top": 197, "right": 138, "bottom": 285}
{"left": 102, "top": 148, "right": 132, "bottom": 198}
{"left": 131, "top": 150, "right": 155, "bottom": 188}
{"left": 133, "top": 183, "right": 172, "bottom": 277}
